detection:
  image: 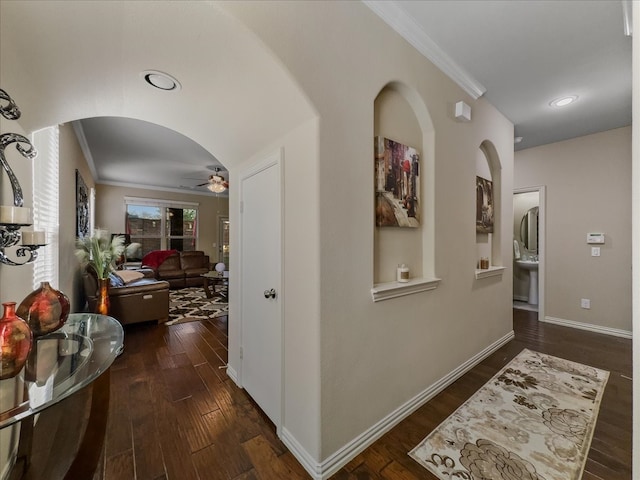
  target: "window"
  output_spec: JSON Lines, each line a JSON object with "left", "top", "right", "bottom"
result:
{"left": 124, "top": 197, "right": 198, "bottom": 257}
{"left": 31, "top": 126, "right": 59, "bottom": 288}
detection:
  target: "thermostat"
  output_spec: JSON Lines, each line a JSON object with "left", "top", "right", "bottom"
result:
{"left": 587, "top": 233, "right": 605, "bottom": 244}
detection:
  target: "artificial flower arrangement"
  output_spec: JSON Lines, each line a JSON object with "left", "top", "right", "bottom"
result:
{"left": 75, "top": 229, "right": 126, "bottom": 279}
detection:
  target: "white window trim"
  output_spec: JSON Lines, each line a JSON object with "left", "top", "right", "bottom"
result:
{"left": 124, "top": 197, "right": 199, "bottom": 251}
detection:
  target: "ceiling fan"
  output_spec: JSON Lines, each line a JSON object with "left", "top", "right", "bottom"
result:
{"left": 196, "top": 167, "right": 229, "bottom": 193}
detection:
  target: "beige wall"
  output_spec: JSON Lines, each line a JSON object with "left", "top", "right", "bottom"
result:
{"left": 515, "top": 126, "right": 632, "bottom": 334}
{"left": 224, "top": 1, "right": 515, "bottom": 460}
{"left": 59, "top": 123, "right": 95, "bottom": 311}
{"left": 95, "top": 184, "right": 229, "bottom": 264}
{"left": 2, "top": 0, "right": 515, "bottom": 473}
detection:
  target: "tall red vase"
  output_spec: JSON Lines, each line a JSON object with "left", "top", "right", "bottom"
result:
{"left": 17, "top": 281, "right": 70, "bottom": 337}
{"left": 0, "top": 302, "right": 33, "bottom": 379}
{"left": 96, "top": 278, "right": 110, "bottom": 315}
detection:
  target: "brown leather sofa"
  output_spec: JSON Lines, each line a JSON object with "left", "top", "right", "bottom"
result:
{"left": 82, "top": 268, "right": 170, "bottom": 325}
{"left": 145, "top": 250, "right": 210, "bottom": 289}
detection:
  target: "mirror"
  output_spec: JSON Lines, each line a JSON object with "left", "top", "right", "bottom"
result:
{"left": 519, "top": 206, "right": 539, "bottom": 253}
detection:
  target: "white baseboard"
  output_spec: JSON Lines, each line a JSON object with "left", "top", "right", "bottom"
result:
{"left": 282, "top": 330, "right": 515, "bottom": 480}
{"left": 543, "top": 316, "right": 632, "bottom": 339}
{"left": 281, "top": 428, "right": 324, "bottom": 479}
{"left": 226, "top": 365, "right": 240, "bottom": 385}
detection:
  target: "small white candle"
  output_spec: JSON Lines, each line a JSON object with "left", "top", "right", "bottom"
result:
{"left": 0, "top": 206, "right": 31, "bottom": 225}
{"left": 21, "top": 230, "right": 46, "bottom": 245}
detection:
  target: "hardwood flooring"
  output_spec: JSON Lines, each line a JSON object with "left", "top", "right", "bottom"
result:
{"left": 101, "top": 309, "right": 632, "bottom": 479}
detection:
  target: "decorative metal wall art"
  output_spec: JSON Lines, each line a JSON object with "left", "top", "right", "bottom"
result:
{"left": 0, "top": 88, "right": 46, "bottom": 266}
{"left": 76, "top": 170, "right": 89, "bottom": 238}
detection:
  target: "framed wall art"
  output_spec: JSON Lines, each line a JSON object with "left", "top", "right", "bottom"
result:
{"left": 76, "top": 169, "right": 90, "bottom": 238}
{"left": 476, "top": 175, "right": 494, "bottom": 233}
{"left": 374, "top": 136, "right": 420, "bottom": 227}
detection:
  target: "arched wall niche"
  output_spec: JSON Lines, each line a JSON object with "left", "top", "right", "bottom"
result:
{"left": 373, "top": 81, "right": 435, "bottom": 286}
{"left": 476, "top": 139, "right": 502, "bottom": 269}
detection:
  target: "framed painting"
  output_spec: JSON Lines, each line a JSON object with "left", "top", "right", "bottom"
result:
{"left": 76, "top": 170, "right": 89, "bottom": 238}
{"left": 374, "top": 136, "right": 420, "bottom": 227}
{"left": 476, "top": 176, "right": 494, "bottom": 233}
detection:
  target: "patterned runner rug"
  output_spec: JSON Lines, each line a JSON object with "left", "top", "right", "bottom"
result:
{"left": 166, "top": 286, "right": 228, "bottom": 325}
{"left": 409, "top": 349, "right": 609, "bottom": 480}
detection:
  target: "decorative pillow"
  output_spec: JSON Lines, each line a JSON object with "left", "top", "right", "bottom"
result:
{"left": 108, "top": 272, "right": 125, "bottom": 287}
{"left": 114, "top": 270, "right": 145, "bottom": 284}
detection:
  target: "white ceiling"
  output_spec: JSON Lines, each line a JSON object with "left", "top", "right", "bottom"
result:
{"left": 367, "top": 0, "right": 632, "bottom": 151}
{"left": 76, "top": 0, "right": 633, "bottom": 194}
{"left": 76, "top": 117, "right": 227, "bottom": 195}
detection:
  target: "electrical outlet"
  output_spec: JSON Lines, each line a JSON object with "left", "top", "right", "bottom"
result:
{"left": 581, "top": 298, "right": 591, "bottom": 309}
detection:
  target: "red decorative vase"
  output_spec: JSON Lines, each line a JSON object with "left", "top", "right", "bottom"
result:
{"left": 17, "top": 281, "right": 70, "bottom": 337}
{"left": 0, "top": 302, "right": 33, "bottom": 380}
{"left": 96, "top": 278, "right": 110, "bottom": 315}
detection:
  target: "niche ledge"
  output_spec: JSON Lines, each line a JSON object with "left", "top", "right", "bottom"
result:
{"left": 474, "top": 266, "right": 505, "bottom": 280}
{"left": 371, "top": 277, "right": 441, "bottom": 302}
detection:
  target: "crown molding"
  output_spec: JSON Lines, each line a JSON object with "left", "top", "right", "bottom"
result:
{"left": 363, "top": 0, "right": 486, "bottom": 99}
{"left": 72, "top": 120, "right": 99, "bottom": 180}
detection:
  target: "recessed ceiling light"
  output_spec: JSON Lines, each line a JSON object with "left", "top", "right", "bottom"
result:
{"left": 514, "top": 136, "right": 523, "bottom": 144}
{"left": 549, "top": 95, "right": 578, "bottom": 108}
{"left": 141, "top": 70, "right": 181, "bottom": 91}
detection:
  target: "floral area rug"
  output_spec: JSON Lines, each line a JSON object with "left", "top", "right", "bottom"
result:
{"left": 166, "top": 286, "right": 228, "bottom": 325}
{"left": 409, "top": 349, "right": 609, "bottom": 480}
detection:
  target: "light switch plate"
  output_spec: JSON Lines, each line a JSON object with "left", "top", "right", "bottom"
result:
{"left": 591, "top": 247, "right": 601, "bottom": 257}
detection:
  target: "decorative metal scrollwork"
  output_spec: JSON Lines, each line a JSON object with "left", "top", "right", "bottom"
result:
{"left": 0, "top": 88, "right": 21, "bottom": 120}
{"left": 0, "top": 88, "right": 43, "bottom": 266}
{"left": 0, "top": 132, "right": 36, "bottom": 208}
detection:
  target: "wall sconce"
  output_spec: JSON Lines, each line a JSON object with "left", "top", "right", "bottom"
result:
{"left": 0, "top": 88, "right": 46, "bottom": 266}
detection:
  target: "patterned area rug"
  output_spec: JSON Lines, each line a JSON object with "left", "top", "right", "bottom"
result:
{"left": 166, "top": 286, "right": 228, "bottom": 325}
{"left": 409, "top": 349, "right": 609, "bottom": 480}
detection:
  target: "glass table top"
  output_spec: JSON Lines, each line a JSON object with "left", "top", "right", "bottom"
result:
{"left": 0, "top": 313, "right": 124, "bottom": 429}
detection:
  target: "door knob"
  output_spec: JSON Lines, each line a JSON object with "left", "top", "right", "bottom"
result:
{"left": 263, "top": 288, "right": 276, "bottom": 299}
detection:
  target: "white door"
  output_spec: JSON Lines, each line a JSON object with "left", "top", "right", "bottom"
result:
{"left": 240, "top": 153, "right": 282, "bottom": 429}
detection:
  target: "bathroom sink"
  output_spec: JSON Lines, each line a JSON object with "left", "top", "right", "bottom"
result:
{"left": 515, "top": 260, "right": 538, "bottom": 304}
{"left": 515, "top": 260, "right": 538, "bottom": 271}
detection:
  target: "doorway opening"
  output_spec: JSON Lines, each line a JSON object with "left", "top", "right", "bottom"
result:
{"left": 513, "top": 186, "right": 545, "bottom": 321}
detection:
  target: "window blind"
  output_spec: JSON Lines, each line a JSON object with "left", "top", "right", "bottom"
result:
{"left": 31, "top": 126, "right": 59, "bottom": 289}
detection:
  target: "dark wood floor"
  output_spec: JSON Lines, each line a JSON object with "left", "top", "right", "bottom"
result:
{"left": 99, "top": 309, "right": 632, "bottom": 479}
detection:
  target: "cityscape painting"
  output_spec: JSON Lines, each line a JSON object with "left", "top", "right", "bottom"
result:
{"left": 374, "top": 136, "right": 420, "bottom": 227}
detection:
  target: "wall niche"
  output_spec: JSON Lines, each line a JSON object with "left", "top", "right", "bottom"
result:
{"left": 372, "top": 82, "right": 438, "bottom": 301}
{"left": 475, "top": 140, "right": 503, "bottom": 279}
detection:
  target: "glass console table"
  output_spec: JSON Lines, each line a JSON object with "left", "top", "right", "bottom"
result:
{"left": 0, "top": 313, "right": 124, "bottom": 480}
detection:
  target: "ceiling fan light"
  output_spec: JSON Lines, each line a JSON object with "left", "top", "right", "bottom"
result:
{"left": 207, "top": 182, "right": 226, "bottom": 193}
